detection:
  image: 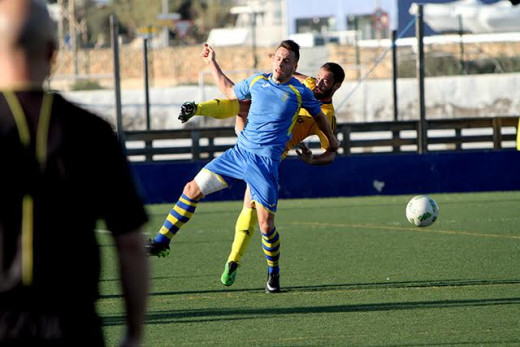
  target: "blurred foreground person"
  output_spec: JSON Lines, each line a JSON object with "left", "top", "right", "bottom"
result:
{"left": 0, "top": 1, "right": 149, "bottom": 346}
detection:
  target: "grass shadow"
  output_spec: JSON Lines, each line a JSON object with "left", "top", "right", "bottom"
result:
{"left": 99, "top": 277, "right": 520, "bottom": 302}
{"left": 101, "top": 296, "right": 520, "bottom": 327}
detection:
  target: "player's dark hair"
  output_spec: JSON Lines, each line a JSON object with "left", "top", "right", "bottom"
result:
{"left": 277, "top": 40, "right": 300, "bottom": 62}
{"left": 321, "top": 62, "right": 345, "bottom": 84}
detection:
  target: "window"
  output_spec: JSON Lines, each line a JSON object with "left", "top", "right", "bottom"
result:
{"left": 347, "top": 11, "right": 389, "bottom": 40}
{"left": 296, "top": 16, "right": 336, "bottom": 34}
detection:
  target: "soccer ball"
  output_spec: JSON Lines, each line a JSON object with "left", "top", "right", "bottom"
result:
{"left": 406, "top": 195, "right": 439, "bottom": 227}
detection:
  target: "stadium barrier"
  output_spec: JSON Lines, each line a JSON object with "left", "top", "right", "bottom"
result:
{"left": 125, "top": 116, "right": 518, "bottom": 162}
{"left": 131, "top": 149, "right": 520, "bottom": 204}
{"left": 127, "top": 116, "right": 520, "bottom": 204}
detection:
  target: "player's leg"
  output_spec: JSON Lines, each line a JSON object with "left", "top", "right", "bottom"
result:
{"left": 146, "top": 179, "right": 204, "bottom": 257}
{"left": 256, "top": 205, "right": 281, "bottom": 293}
{"left": 147, "top": 169, "right": 230, "bottom": 257}
{"left": 228, "top": 186, "right": 257, "bottom": 264}
{"left": 221, "top": 186, "right": 257, "bottom": 286}
{"left": 243, "top": 153, "right": 282, "bottom": 293}
{"left": 148, "top": 147, "right": 244, "bottom": 257}
{"left": 178, "top": 99, "right": 240, "bottom": 123}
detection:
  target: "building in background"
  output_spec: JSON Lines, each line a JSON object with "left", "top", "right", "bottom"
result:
{"left": 208, "top": 0, "right": 520, "bottom": 48}
{"left": 207, "top": 0, "right": 285, "bottom": 47}
{"left": 409, "top": 0, "right": 520, "bottom": 34}
{"left": 286, "top": 0, "right": 397, "bottom": 44}
{"left": 397, "top": 0, "right": 519, "bottom": 37}
{"left": 207, "top": 0, "right": 398, "bottom": 47}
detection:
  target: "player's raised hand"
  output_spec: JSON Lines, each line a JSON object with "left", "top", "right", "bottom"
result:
{"left": 296, "top": 143, "right": 313, "bottom": 164}
{"left": 201, "top": 43, "right": 215, "bottom": 64}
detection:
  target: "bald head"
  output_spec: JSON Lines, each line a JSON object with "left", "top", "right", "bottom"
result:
{"left": 0, "top": 0, "right": 56, "bottom": 87}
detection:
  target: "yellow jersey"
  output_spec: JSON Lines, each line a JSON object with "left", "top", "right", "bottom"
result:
{"left": 282, "top": 77, "right": 336, "bottom": 159}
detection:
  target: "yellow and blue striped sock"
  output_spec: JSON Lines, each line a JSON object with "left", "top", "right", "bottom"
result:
{"left": 262, "top": 227, "right": 280, "bottom": 275}
{"left": 154, "top": 193, "right": 198, "bottom": 245}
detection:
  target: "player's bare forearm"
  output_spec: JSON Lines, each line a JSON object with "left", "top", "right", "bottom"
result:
{"left": 201, "top": 43, "right": 237, "bottom": 99}
{"left": 311, "top": 150, "right": 336, "bottom": 165}
{"left": 235, "top": 113, "right": 246, "bottom": 135}
{"left": 296, "top": 143, "right": 336, "bottom": 165}
{"left": 115, "top": 230, "right": 149, "bottom": 346}
{"left": 238, "top": 100, "right": 251, "bottom": 117}
{"left": 234, "top": 100, "right": 251, "bottom": 134}
{"left": 314, "top": 112, "right": 339, "bottom": 151}
{"left": 293, "top": 71, "right": 309, "bottom": 82}
{"left": 210, "top": 62, "right": 237, "bottom": 99}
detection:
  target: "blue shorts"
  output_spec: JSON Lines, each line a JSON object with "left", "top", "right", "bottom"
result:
{"left": 204, "top": 145, "right": 280, "bottom": 213}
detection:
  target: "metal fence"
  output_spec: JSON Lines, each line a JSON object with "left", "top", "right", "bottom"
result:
{"left": 124, "top": 116, "right": 518, "bottom": 162}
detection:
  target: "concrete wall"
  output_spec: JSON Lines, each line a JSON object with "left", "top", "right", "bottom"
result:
{"left": 50, "top": 39, "right": 520, "bottom": 88}
{"left": 52, "top": 38, "right": 520, "bottom": 129}
{"left": 61, "top": 72, "right": 520, "bottom": 130}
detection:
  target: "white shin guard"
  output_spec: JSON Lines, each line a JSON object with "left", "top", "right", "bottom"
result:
{"left": 194, "top": 169, "right": 228, "bottom": 196}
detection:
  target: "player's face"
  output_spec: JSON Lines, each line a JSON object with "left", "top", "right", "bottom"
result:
{"left": 272, "top": 47, "right": 298, "bottom": 84}
{"left": 313, "top": 68, "right": 336, "bottom": 100}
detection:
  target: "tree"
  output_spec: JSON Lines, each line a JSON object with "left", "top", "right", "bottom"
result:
{"left": 85, "top": 3, "right": 115, "bottom": 48}
{"left": 188, "top": 0, "right": 235, "bottom": 42}
{"left": 112, "top": 0, "right": 162, "bottom": 33}
{"left": 75, "top": 0, "right": 236, "bottom": 46}
{"left": 130, "top": 0, "right": 236, "bottom": 44}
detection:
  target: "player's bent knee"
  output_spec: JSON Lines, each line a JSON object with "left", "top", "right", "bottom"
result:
{"left": 257, "top": 218, "right": 274, "bottom": 234}
{"left": 183, "top": 181, "right": 203, "bottom": 200}
{"left": 194, "top": 169, "right": 228, "bottom": 196}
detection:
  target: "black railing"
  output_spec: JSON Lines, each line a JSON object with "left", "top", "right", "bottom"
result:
{"left": 124, "top": 117, "right": 518, "bottom": 162}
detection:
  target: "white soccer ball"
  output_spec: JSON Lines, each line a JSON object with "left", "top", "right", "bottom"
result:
{"left": 406, "top": 195, "right": 439, "bottom": 227}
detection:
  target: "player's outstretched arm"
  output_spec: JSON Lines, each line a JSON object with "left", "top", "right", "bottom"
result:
{"left": 201, "top": 43, "right": 237, "bottom": 99}
{"left": 296, "top": 143, "right": 336, "bottom": 165}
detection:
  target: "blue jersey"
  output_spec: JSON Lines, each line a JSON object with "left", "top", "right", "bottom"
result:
{"left": 233, "top": 73, "right": 322, "bottom": 160}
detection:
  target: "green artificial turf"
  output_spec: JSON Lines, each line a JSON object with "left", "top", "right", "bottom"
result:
{"left": 97, "top": 191, "right": 520, "bottom": 346}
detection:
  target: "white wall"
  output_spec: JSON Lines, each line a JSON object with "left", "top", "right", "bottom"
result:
{"left": 62, "top": 73, "right": 520, "bottom": 131}
{"left": 333, "top": 72, "right": 520, "bottom": 122}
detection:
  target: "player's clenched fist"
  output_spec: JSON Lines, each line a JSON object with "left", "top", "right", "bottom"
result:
{"left": 201, "top": 43, "right": 215, "bottom": 64}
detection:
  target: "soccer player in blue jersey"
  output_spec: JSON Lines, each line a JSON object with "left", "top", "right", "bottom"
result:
{"left": 148, "top": 40, "right": 339, "bottom": 293}
{"left": 174, "top": 44, "right": 345, "bottom": 287}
